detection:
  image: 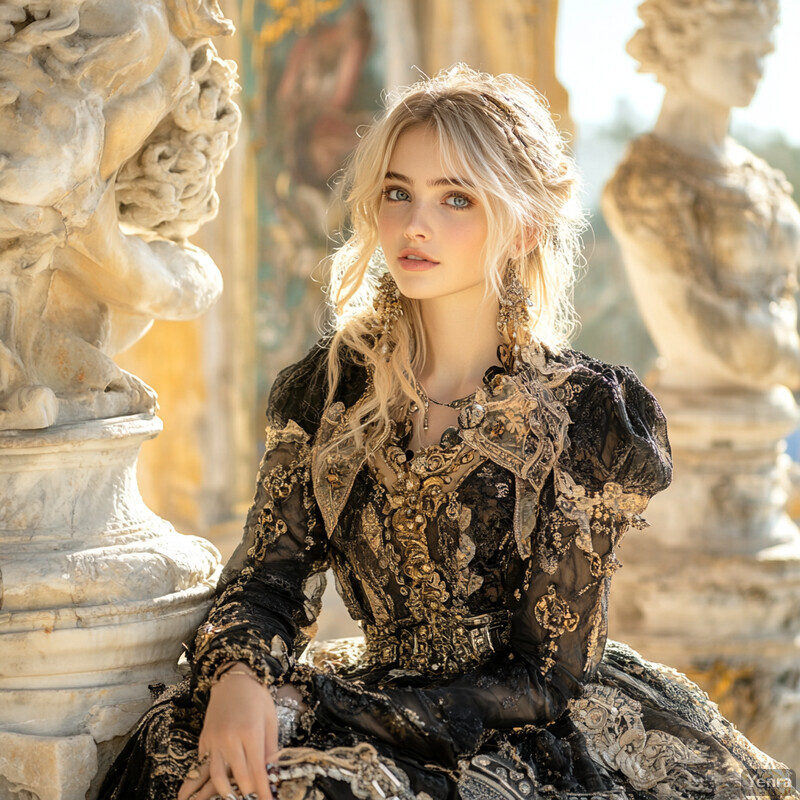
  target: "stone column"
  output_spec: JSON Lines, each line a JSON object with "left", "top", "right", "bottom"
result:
{"left": 0, "top": 1, "right": 240, "bottom": 797}
{"left": 603, "top": 0, "right": 800, "bottom": 768}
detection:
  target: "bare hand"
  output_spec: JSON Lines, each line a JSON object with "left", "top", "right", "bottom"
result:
{"left": 178, "top": 665, "right": 278, "bottom": 800}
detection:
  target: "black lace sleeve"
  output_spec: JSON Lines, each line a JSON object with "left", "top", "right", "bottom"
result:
{"left": 188, "top": 343, "right": 335, "bottom": 708}
{"left": 311, "top": 364, "right": 672, "bottom": 768}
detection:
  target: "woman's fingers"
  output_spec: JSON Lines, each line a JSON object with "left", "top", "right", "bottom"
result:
{"left": 208, "top": 749, "right": 237, "bottom": 800}
{"left": 187, "top": 776, "right": 219, "bottom": 800}
{"left": 226, "top": 738, "right": 276, "bottom": 800}
{"left": 242, "top": 737, "right": 273, "bottom": 800}
{"left": 177, "top": 758, "right": 210, "bottom": 800}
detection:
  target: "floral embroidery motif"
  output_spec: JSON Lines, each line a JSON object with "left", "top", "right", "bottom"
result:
{"left": 569, "top": 685, "right": 713, "bottom": 793}
{"left": 534, "top": 584, "right": 580, "bottom": 673}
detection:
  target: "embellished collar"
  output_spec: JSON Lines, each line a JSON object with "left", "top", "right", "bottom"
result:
{"left": 310, "top": 345, "right": 584, "bottom": 550}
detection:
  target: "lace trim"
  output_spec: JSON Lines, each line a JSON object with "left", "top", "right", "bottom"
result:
{"left": 267, "top": 742, "right": 417, "bottom": 800}
{"left": 569, "top": 684, "right": 722, "bottom": 794}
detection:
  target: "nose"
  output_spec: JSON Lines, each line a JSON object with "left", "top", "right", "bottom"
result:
{"left": 403, "top": 203, "right": 431, "bottom": 241}
{"left": 744, "top": 50, "right": 766, "bottom": 82}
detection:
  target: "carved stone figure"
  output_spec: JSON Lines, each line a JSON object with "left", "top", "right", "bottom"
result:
{"left": 0, "top": 2, "right": 239, "bottom": 797}
{"left": 0, "top": 0, "right": 239, "bottom": 430}
{"left": 603, "top": 0, "right": 800, "bottom": 767}
{"left": 606, "top": 0, "right": 800, "bottom": 394}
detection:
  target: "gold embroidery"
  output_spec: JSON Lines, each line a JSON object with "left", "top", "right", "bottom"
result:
{"left": 381, "top": 443, "right": 471, "bottom": 660}
{"left": 534, "top": 584, "right": 580, "bottom": 636}
{"left": 555, "top": 469, "right": 649, "bottom": 557}
{"left": 457, "top": 353, "right": 576, "bottom": 561}
{"left": 311, "top": 400, "right": 369, "bottom": 537}
{"left": 355, "top": 439, "right": 505, "bottom": 674}
{"left": 363, "top": 611, "right": 511, "bottom": 676}
{"left": 534, "top": 584, "right": 580, "bottom": 674}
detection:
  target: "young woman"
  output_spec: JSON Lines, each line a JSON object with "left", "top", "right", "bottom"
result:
{"left": 101, "top": 65, "right": 793, "bottom": 800}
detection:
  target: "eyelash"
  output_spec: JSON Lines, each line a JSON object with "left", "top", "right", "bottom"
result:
{"left": 381, "top": 187, "right": 474, "bottom": 210}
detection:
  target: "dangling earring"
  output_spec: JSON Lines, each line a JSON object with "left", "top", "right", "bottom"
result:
{"left": 368, "top": 271, "right": 403, "bottom": 358}
{"left": 497, "top": 266, "right": 533, "bottom": 372}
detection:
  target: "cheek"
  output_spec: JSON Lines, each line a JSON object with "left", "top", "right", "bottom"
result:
{"left": 453, "top": 217, "right": 488, "bottom": 250}
{"left": 376, "top": 208, "right": 394, "bottom": 241}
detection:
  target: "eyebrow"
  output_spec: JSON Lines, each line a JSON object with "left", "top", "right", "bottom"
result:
{"left": 384, "top": 171, "right": 473, "bottom": 189}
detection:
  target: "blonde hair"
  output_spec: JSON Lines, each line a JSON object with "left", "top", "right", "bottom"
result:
{"left": 325, "top": 64, "right": 584, "bottom": 455}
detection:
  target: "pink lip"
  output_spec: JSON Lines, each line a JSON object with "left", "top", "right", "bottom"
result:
{"left": 398, "top": 249, "right": 439, "bottom": 272}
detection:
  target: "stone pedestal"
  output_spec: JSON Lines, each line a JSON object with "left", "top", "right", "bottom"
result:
{"left": 608, "top": 385, "right": 800, "bottom": 768}
{"left": 0, "top": 415, "right": 221, "bottom": 800}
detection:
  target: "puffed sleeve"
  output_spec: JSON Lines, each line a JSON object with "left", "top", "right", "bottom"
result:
{"left": 311, "top": 362, "right": 671, "bottom": 767}
{"left": 188, "top": 344, "right": 334, "bottom": 708}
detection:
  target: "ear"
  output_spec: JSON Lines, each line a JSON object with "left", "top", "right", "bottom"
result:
{"left": 513, "top": 226, "right": 539, "bottom": 258}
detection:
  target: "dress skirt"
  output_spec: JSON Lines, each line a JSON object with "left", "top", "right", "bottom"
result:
{"left": 99, "top": 640, "right": 797, "bottom": 800}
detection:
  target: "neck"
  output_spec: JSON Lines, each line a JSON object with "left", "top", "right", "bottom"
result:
{"left": 417, "top": 288, "right": 502, "bottom": 401}
{"left": 653, "top": 90, "right": 732, "bottom": 163}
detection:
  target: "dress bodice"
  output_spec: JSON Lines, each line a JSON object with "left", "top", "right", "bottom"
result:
{"left": 330, "top": 438, "right": 522, "bottom": 675}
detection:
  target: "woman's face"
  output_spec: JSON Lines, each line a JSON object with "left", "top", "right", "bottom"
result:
{"left": 682, "top": 16, "right": 774, "bottom": 108}
{"left": 377, "top": 126, "right": 490, "bottom": 305}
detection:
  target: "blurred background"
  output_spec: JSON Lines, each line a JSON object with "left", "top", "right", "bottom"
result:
{"left": 117, "top": 0, "right": 800, "bottom": 632}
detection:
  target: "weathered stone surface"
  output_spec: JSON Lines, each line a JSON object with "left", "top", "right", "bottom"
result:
{"left": 0, "top": 731, "right": 97, "bottom": 800}
{"left": 0, "top": 417, "right": 220, "bottom": 743}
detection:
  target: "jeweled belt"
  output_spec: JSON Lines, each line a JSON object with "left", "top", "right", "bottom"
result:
{"left": 362, "top": 611, "right": 512, "bottom": 675}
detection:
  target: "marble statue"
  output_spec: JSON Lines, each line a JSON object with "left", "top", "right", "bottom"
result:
{"left": 0, "top": 2, "right": 239, "bottom": 798}
{"left": 605, "top": 0, "right": 800, "bottom": 395}
{"left": 0, "top": 0, "right": 239, "bottom": 430}
{"left": 603, "top": 0, "right": 800, "bottom": 768}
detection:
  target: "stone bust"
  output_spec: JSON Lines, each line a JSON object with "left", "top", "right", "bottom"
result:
{"left": 0, "top": 0, "right": 240, "bottom": 430}
{"left": 603, "top": 0, "right": 800, "bottom": 394}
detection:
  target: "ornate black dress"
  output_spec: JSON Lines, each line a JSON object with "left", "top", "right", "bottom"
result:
{"left": 101, "top": 342, "right": 795, "bottom": 800}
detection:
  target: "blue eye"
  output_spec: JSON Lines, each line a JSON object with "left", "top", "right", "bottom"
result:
{"left": 446, "top": 193, "right": 472, "bottom": 209}
{"left": 383, "top": 187, "right": 410, "bottom": 202}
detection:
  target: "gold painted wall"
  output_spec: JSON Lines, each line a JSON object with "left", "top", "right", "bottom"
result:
{"left": 385, "top": 0, "right": 570, "bottom": 132}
